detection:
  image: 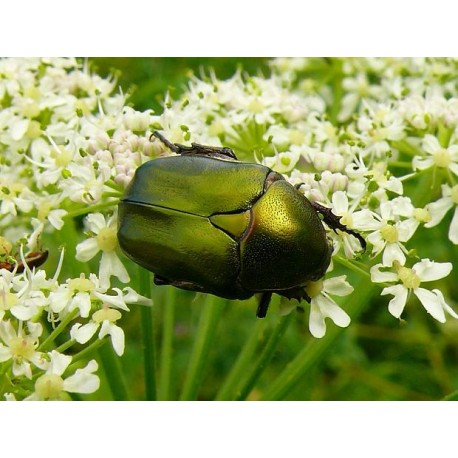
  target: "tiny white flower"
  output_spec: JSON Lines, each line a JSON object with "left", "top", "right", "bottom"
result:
{"left": 370, "top": 259, "right": 455, "bottom": 322}
{"left": 0, "top": 320, "right": 46, "bottom": 379}
{"left": 71, "top": 305, "right": 125, "bottom": 356}
{"left": 305, "top": 276, "right": 353, "bottom": 338}
{"left": 425, "top": 184, "right": 458, "bottom": 244}
{"left": 412, "top": 134, "right": 458, "bottom": 176}
{"left": 76, "top": 212, "right": 130, "bottom": 288}
{"left": 25, "top": 350, "right": 100, "bottom": 400}
{"left": 329, "top": 191, "right": 378, "bottom": 257}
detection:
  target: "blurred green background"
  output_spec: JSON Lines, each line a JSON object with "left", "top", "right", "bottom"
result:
{"left": 83, "top": 58, "right": 458, "bottom": 401}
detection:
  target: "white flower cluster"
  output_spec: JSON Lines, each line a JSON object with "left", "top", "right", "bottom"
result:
{"left": 2, "top": 57, "right": 458, "bottom": 399}
{"left": 148, "top": 57, "right": 458, "bottom": 337}
{"left": 0, "top": 58, "right": 153, "bottom": 400}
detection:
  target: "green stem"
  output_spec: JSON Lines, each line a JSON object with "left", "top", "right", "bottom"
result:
{"left": 442, "top": 390, "right": 458, "bottom": 401}
{"left": 334, "top": 256, "right": 371, "bottom": 279}
{"left": 38, "top": 308, "right": 79, "bottom": 351}
{"left": 390, "top": 139, "right": 422, "bottom": 157}
{"left": 215, "top": 319, "right": 265, "bottom": 401}
{"left": 139, "top": 267, "right": 157, "bottom": 401}
{"left": 180, "top": 295, "right": 225, "bottom": 401}
{"left": 260, "top": 283, "right": 377, "bottom": 400}
{"left": 158, "top": 286, "right": 176, "bottom": 401}
{"left": 437, "top": 121, "right": 453, "bottom": 148}
{"left": 98, "top": 343, "right": 129, "bottom": 400}
{"left": 71, "top": 336, "right": 107, "bottom": 364}
{"left": 55, "top": 339, "right": 76, "bottom": 353}
{"left": 64, "top": 200, "right": 118, "bottom": 219}
{"left": 235, "top": 314, "right": 293, "bottom": 401}
{"left": 388, "top": 161, "right": 413, "bottom": 169}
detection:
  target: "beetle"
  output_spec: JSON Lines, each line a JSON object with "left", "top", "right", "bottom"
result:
{"left": 117, "top": 131, "right": 365, "bottom": 318}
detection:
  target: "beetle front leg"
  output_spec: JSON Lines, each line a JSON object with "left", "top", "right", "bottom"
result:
{"left": 151, "top": 131, "right": 238, "bottom": 160}
{"left": 311, "top": 201, "right": 366, "bottom": 251}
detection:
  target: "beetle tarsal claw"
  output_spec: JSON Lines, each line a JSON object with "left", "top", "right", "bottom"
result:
{"left": 310, "top": 201, "right": 366, "bottom": 251}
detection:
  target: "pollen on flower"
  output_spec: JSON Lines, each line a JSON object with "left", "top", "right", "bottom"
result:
{"left": 451, "top": 184, "right": 458, "bottom": 204}
{"left": 247, "top": 99, "right": 264, "bottom": 114}
{"left": 0, "top": 236, "right": 12, "bottom": 255}
{"left": 68, "top": 276, "right": 95, "bottom": 292}
{"left": 51, "top": 147, "right": 73, "bottom": 167}
{"left": 397, "top": 265, "right": 421, "bottom": 289}
{"left": 289, "top": 129, "right": 305, "bottom": 145}
{"left": 92, "top": 307, "right": 122, "bottom": 323}
{"left": 35, "top": 374, "right": 64, "bottom": 400}
{"left": 413, "top": 208, "right": 431, "bottom": 223}
{"left": 305, "top": 279, "right": 324, "bottom": 298}
{"left": 380, "top": 224, "right": 399, "bottom": 243}
{"left": 9, "top": 336, "right": 36, "bottom": 359}
{"left": 433, "top": 148, "right": 451, "bottom": 168}
{"left": 96, "top": 227, "right": 118, "bottom": 252}
{"left": 26, "top": 120, "right": 41, "bottom": 139}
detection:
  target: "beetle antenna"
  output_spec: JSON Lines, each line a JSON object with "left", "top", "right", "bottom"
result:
{"left": 150, "top": 131, "right": 180, "bottom": 153}
{"left": 311, "top": 201, "right": 366, "bottom": 251}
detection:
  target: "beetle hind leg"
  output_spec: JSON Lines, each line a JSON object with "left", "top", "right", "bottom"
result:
{"left": 256, "top": 292, "right": 272, "bottom": 318}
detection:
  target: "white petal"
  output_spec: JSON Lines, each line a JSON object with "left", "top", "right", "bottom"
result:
{"left": 99, "top": 252, "right": 130, "bottom": 289}
{"left": 63, "top": 360, "right": 100, "bottom": 394}
{"left": 309, "top": 303, "right": 326, "bottom": 338}
{"left": 382, "top": 242, "right": 406, "bottom": 267}
{"left": 109, "top": 325, "right": 125, "bottom": 356}
{"left": 425, "top": 197, "right": 453, "bottom": 228}
{"left": 413, "top": 259, "right": 452, "bottom": 282}
{"left": 323, "top": 276, "right": 354, "bottom": 296}
{"left": 449, "top": 162, "right": 458, "bottom": 177}
{"left": 397, "top": 219, "right": 419, "bottom": 241}
{"left": 93, "top": 289, "right": 130, "bottom": 311}
{"left": 320, "top": 297, "right": 351, "bottom": 328}
{"left": 122, "top": 287, "right": 153, "bottom": 306}
{"left": 331, "top": 191, "right": 349, "bottom": 214}
{"left": 10, "top": 304, "right": 36, "bottom": 321}
{"left": 11, "top": 119, "right": 29, "bottom": 141}
{"left": 85, "top": 213, "right": 107, "bottom": 233}
{"left": 384, "top": 177, "right": 403, "bottom": 194}
{"left": 352, "top": 210, "right": 381, "bottom": 231}
{"left": 0, "top": 346, "right": 12, "bottom": 362}
{"left": 448, "top": 206, "right": 458, "bottom": 244}
{"left": 414, "top": 288, "right": 446, "bottom": 323}
{"left": 367, "top": 231, "right": 385, "bottom": 254}
{"left": 75, "top": 238, "right": 99, "bottom": 262}
{"left": 382, "top": 284, "right": 408, "bottom": 318}
{"left": 70, "top": 322, "right": 98, "bottom": 344}
{"left": 47, "top": 350, "right": 72, "bottom": 376}
{"left": 370, "top": 264, "right": 399, "bottom": 283}
{"left": 337, "top": 92, "right": 360, "bottom": 122}
{"left": 432, "top": 289, "right": 458, "bottom": 319}
{"left": 412, "top": 156, "right": 434, "bottom": 171}
{"left": 70, "top": 292, "right": 92, "bottom": 318}
{"left": 422, "top": 134, "right": 440, "bottom": 154}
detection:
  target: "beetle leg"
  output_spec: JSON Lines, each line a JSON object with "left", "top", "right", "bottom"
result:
{"left": 150, "top": 131, "right": 180, "bottom": 153}
{"left": 154, "top": 274, "right": 171, "bottom": 285}
{"left": 256, "top": 292, "right": 272, "bottom": 318}
{"left": 311, "top": 201, "right": 366, "bottom": 251}
{"left": 151, "top": 131, "right": 238, "bottom": 160}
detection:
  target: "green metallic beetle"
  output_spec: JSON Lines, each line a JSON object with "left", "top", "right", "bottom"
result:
{"left": 117, "top": 131, "right": 365, "bottom": 318}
